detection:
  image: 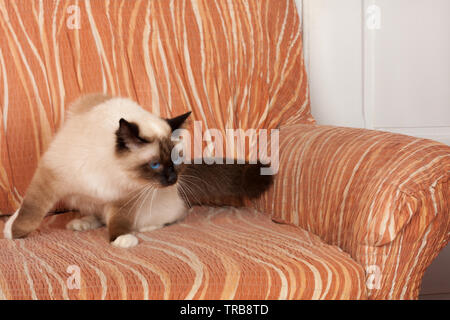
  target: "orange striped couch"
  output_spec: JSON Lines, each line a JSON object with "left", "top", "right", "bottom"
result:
{"left": 0, "top": 0, "right": 448, "bottom": 300}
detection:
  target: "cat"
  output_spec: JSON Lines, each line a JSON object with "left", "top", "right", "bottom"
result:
{"left": 3, "top": 94, "right": 273, "bottom": 248}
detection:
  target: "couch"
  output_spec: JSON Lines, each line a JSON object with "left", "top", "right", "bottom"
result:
{"left": 0, "top": 0, "right": 448, "bottom": 300}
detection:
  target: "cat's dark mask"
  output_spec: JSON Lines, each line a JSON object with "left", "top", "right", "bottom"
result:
{"left": 115, "top": 111, "right": 191, "bottom": 187}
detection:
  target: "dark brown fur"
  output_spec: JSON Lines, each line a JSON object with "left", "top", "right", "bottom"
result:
{"left": 115, "top": 118, "right": 153, "bottom": 153}
{"left": 177, "top": 159, "right": 273, "bottom": 207}
{"left": 132, "top": 137, "right": 179, "bottom": 186}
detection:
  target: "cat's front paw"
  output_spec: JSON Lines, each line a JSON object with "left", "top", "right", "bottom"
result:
{"left": 66, "top": 216, "right": 102, "bottom": 231}
{"left": 139, "top": 225, "right": 164, "bottom": 232}
{"left": 111, "top": 234, "right": 139, "bottom": 248}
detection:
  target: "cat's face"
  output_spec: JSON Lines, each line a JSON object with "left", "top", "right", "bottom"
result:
{"left": 115, "top": 112, "right": 191, "bottom": 188}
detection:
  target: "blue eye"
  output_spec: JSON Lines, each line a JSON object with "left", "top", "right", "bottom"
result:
{"left": 150, "top": 161, "right": 160, "bottom": 169}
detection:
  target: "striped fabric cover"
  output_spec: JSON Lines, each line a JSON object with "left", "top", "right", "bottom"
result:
{"left": 1, "top": 0, "right": 448, "bottom": 301}
{"left": 0, "top": 0, "right": 313, "bottom": 214}
{"left": 0, "top": 207, "right": 367, "bottom": 299}
{"left": 254, "top": 124, "right": 450, "bottom": 299}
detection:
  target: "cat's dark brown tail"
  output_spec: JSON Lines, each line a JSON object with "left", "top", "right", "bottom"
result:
{"left": 177, "top": 159, "right": 274, "bottom": 207}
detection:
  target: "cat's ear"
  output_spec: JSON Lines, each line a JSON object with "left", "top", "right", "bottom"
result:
{"left": 165, "top": 111, "right": 191, "bottom": 132}
{"left": 115, "top": 118, "right": 148, "bottom": 152}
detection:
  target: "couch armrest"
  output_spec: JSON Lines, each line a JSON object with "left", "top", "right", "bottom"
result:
{"left": 253, "top": 124, "right": 450, "bottom": 299}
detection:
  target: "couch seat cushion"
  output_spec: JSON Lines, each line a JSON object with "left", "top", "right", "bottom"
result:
{"left": 0, "top": 207, "right": 367, "bottom": 299}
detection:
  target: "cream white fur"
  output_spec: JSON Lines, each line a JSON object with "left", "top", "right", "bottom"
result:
{"left": 112, "top": 234, "right": 139, "bottom": 248}
{"left": 134, "top": 185, "right": 187, "bottom": 231}
{"left": 3, "top": 209, "right": 19, "bottom": 240}
{"left": 37, "top": 97, "right": 187, "bottom": 247}
{"left": 43, "top": 98, "right": 171, "bottom": 202}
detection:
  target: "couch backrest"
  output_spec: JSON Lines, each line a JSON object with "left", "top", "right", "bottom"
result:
{"left": 0, "top": 0, "right": 312, "bottom": 214}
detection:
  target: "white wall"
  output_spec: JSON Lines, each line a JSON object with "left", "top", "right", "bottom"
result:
{"left": 302, "top": 0, "right": 450, "bottom": 145}
{"left": 302, "top": 0, "right": 365, "bottom": 128}
{"left": 300, "top": 0, "right": 450, "bottom": 299}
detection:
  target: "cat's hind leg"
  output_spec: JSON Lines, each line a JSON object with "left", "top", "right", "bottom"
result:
{"left": 4, "top": 166, "right": 60, "bottom": 239}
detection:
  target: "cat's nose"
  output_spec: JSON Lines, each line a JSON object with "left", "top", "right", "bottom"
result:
{"left": 164, "top": 167, "right": 177, "bottom": 185}
{"left": 166, "top": 171, "right": 177, "bottom": 184}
